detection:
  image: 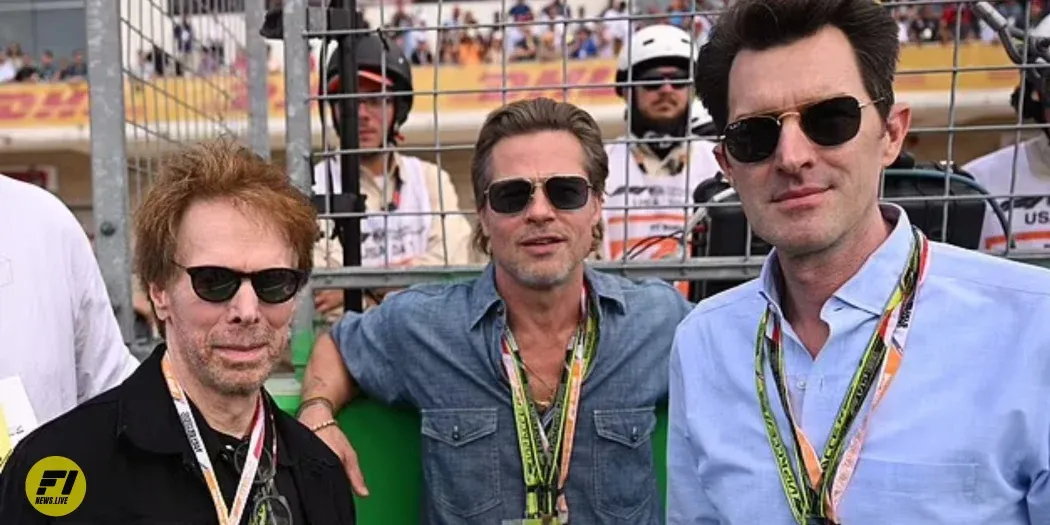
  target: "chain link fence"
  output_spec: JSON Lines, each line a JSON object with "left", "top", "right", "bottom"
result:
{"left": 85, "top": 0, "right": 273, "bottom": 359}
{"left": 81, "top": 0, "right": 1050, "bottom": 357}
{"left": 279, "top": 0, "right": 1050, "bottom": 306}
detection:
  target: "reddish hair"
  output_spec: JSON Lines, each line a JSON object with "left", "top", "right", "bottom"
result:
{"left": 133, "top": 138, "right": 318, "bottom": 294}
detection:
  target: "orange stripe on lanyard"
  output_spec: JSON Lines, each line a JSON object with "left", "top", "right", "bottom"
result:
{"left": 825, "top": 233, "right": 929, "bottom": 521}
{"left": 760, "top": 228, "right": 929, "bottom": 524}
{"left": 161, "top": 352, "right": 271, "bottom": 525}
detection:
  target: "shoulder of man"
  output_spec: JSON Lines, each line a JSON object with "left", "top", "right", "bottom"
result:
{"left": 405, "top": 155, "right": 456, "bottom": 184}
{"left": 0, "top": 386, "right": 123, "bottom": 503}
{"left": 586, "top": 266, "right": 696, "bottom": 322}
{"left": 961, "top": 138, "right": 1035, "bottom": 180}
{"left": 927, "top": 240, "right": 1050, "bottom": 297}
{"left": 0, "top": 175, "right": 84, "bottom": 237}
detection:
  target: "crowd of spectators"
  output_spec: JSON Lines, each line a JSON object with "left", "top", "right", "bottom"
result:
{"left": 0, "top": 43, "right": 87, "bottom": 85}
{"left": 376, "top": 0, "right": 1050, "bottom": 66}
{"left": 895, "top": 0, "right": 1047, "bottom": 44}
{"left": 3, "top": 0, "right": 1049, "bottom": 84}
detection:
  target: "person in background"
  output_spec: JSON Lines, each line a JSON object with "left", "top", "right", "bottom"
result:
{"left": 602, "top": 24, "right": 720, "bottom": 294}
{"left": 0, "top": 174, "right": 138, "bottom": 427}
{"left": 669, "top": 0, "right": 1050, "bottom": 523}
{"left": 963, "top": 14, "right": 1050, "bottom": 254}
{"left": 312, "top": 33, "right": 472, "bottom": 322}
{"left": 0, "top": 139, "right": 356, "bottom": 523}
{"left": 297, "top": 98, "right": 692, "bottom": 524}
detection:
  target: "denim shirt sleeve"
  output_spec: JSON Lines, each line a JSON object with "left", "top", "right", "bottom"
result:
{"left": 329, "top": 301, "right": 409, "bottom": 406}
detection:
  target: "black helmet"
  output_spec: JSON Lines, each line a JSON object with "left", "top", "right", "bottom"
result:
{"left": 325, "top": 33, "right": 414, "bottom": 138}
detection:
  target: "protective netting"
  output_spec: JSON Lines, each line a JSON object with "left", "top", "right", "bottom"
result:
{"left": 81, "top": 0, "right": 1050, "bottom": 355}
{"left": 85, "top": 0, "right": 272, "bottom": 357}
{"left": 292, "top": 0, "right": 1050, "bottom": 307}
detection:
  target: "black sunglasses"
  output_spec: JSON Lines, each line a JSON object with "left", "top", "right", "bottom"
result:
{"left": 722, "top": 95, "right": 881, "bottom": 163}
{"left": 178, "top": 264, "right": 307, "bottom": 305}
{"left": 485, "top": 175, "right": 593, "bottom": 215}
{"left": 232, "top": 443, "right": 294, "bottom": 525}
{"left": 636, "top": 69, "right": 691, "bottom": 91}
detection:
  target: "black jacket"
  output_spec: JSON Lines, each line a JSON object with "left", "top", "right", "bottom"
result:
{"left": 0, "top": 346, "right": 356, "bottom": 524}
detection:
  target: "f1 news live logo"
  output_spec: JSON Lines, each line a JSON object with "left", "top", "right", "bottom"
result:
{"left": 24, "top": 456, "right": 86, "bottom": 517}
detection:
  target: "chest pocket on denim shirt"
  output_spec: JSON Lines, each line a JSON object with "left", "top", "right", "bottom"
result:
{"left": 421, "top": 407, "right": 501, "bottom": 517}
{"left": 593, "top": 407, "right": 657, "bottom": 520}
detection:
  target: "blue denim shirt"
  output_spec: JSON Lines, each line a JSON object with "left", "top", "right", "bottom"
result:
{"left": 330, "top": 263, "right": 693, "bottom": 525}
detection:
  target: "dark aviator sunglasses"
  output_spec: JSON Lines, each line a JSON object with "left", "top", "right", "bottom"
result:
{"left": 485, "top": 175, "right": 594, "bottom": 215}
{"left": 177, "top": 264, "right": 307, "bottom": 305}
{"left": 635, "top": 69, "right": 691, "bottom": 92}
{"left": 722, "top": 95, "right": 882, "bottom": 164}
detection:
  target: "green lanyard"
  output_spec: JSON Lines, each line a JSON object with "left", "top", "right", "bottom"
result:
{"left": 755, "top": 227, "right": 926, "bottom": 524}
{"left": 502, "top": 290, "right": 598, "bottom": 521}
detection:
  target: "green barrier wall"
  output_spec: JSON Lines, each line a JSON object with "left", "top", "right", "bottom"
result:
{"left": 273, "top": 394, "right": 669, "bottom": 524}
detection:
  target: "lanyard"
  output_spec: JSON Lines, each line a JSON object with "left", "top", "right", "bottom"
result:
{"left": 161, "top": 353, "right": 273, "bottom": 525}
{"left": 502, "top": 287, "right": 597, "bottom": 522}
{"left": 755, "top": 227, "right": 930, "bottom": 524}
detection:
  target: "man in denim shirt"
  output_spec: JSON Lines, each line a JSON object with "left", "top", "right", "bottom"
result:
{"left": 297, "top": 97, "right": 693, "bottom": 524}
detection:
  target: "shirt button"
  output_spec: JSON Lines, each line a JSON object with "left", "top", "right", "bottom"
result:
{"left": 452, "top": 425, "right": 461, "bottom": 441}
{"left": 796, "top": 380, "right": 807, "bottom": 390}
{"left": 630, "top": 426, "right": 639, "bottom": 443}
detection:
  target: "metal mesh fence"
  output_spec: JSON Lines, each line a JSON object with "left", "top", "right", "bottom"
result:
{"left": 284, "top": 0, "right": 1050, "bottom": 311}
{"left": 80, "top": 0, "right": 1050, "bottom": 356}
{"left": 85, "top": 0, "right": 272, "bottom": 358}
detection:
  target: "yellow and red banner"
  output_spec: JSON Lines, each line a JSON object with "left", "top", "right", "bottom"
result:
{"left": 0, "top": 43, "right": 1022, "bottom": 129}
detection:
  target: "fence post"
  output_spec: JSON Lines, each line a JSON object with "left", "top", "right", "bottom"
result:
{"left": 246, "top": 0, "right": 271, "bottom": 160}
{"left": 85, "top": 0, "right": 136, "bottom": 355}
{"left": 282, "top": 0, "right": 318, "bottom": 378}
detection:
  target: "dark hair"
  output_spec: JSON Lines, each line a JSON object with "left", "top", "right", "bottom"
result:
{"left": 469, "top": 97, "right": 608, "bottom": 255}
{"left": 696, "top": 0, "right": 899, "bottom": 132}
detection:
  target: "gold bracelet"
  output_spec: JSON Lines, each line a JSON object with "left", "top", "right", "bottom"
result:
{"left": 308, "top": 419, "right": 339, "bottom": 433}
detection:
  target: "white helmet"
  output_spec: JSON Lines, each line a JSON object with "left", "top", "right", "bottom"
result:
{"left": 1031, "top": 13, "right": 1050, "bottom": 38}
{"left": 615, "top": 24, "right": 698, "bottom": 97}
{"left": 689, "top": 98, "right": 714, "bottom": 135}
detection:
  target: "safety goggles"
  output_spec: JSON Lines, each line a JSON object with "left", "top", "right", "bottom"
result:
{"left": 179, "top": 264, "right": 307, "bottom": 305}
{"left": 722, "top": 95, "right": 880, "bottom": 163}
{"left": 636, "top": 69, "right": 691, "bottom": 91}
{"left": 485, "top": 175, "right": 593, "bottom": 215}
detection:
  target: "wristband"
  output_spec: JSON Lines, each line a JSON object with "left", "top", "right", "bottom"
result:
{"left": 309, "top": 419, "right": 339, "bottom": 433}
{"left": 297, "top": 396, "right": 335, "bottom": 418}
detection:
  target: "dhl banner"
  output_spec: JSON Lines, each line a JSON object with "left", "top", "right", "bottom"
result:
{"left": 0, "top": 43, "right": 1021, "bottom": 129}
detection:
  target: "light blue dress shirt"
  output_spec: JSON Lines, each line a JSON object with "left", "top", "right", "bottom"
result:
{"left": 667, "top": 205, "right": 1050, "bottom": 524}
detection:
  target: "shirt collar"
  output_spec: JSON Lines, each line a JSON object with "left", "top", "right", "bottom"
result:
{"left": 469, "top": 262, "right": 627, "bottom": 328}
{"left": 758, "top": 203, "right": 914, "bottom": 317}
{"left": 117, "top": 345, "right": 296, "bottom": 466}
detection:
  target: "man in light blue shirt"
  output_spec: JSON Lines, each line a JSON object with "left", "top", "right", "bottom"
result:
{"left": 669, "top": 0, "right": 1050, "bottom": 523}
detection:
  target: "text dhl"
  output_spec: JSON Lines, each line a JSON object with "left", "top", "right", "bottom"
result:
{"left": 458, "top": 64, "right": 618, "bottom": 104}
{"left": 0, "top": 82, "right": 292, "bottom": 124}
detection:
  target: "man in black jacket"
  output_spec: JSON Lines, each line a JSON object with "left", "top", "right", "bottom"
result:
{"left": 0, "top": 138, "right": 356, "bottom": 524}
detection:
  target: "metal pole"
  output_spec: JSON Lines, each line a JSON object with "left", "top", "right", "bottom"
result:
{"left": 334, "top": 0, "right": 364, "bottom": 313}
{"left": 85, "top": 0, "right": 136, "bottom": 355}
{"left": 246, "top": 0, "right": 271, "bottom": 160}
{"left": 282, "top": 0, "right": 316, "bottom": 374}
